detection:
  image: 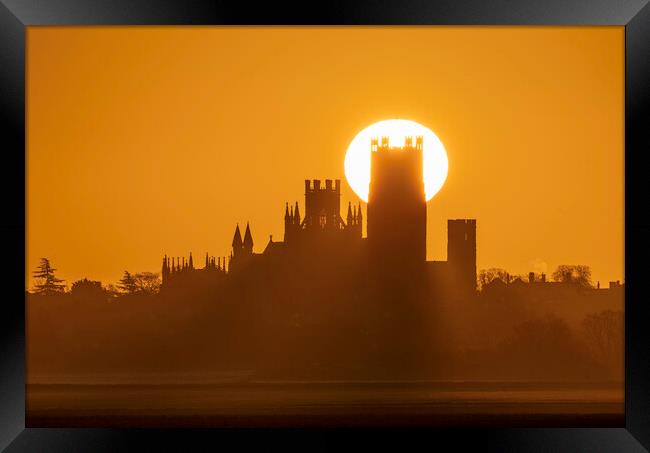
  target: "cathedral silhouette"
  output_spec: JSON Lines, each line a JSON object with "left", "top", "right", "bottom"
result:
{"left": 161, "top": 135, "right": 476, "bottom": 298}
{"left": 156, "top": 135, "right": 475, "bottom": 378}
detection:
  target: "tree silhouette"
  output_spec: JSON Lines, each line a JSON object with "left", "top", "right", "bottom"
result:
{"left": 552, "top": 265, "right": 592, "bottom": 287}
{"left": 133, "top": 272, "right": 161, "bottom": 294}
{"left": 117, "top": 271, "right": 138, "bottom": 294}
{"left": 498, "top": 313, "right": 584, "bottom": 378}
{"left": 478, "top": 268, "right": 508, "bottom": 290}
{"left": 32, "top": 258, "right": 66, "bottom": 295}
{"left": 70, "top": 278, "right": 105, "bottom": 302}
{"left": 582, "top": 310, "right": 623, "bottom": 366}
{"left": 104, "top": 284, "right": 120, "bottom": 300}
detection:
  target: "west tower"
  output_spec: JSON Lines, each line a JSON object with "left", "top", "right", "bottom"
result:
{"left": 367, "top": 136, "right": 427, "bottom": 268}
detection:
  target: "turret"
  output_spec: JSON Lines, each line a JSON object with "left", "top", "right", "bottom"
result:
{"left": 189, "top": 252, "right": 194, "bottom": 270}
{"left": 284, "top": 203, "right": 292, "bottom": 243}
{"left": 447, "top": 219, "right": 477, "bottom": 293}
{"left": 162, "top": 255, "right": 168, "bottom": 285}
{"left": 232, "top": 224, "right": 243, "bottom": 256}
{"left": 344, "top": 201, "right": 362, "bottom": 238}
{"left": 294, "top": 201, "right": 300, "bottom": 225}
{"left": 243, "top": 222, "right": 254, "bottom": 254}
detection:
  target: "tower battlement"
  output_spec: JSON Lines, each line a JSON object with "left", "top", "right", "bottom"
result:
{"left": 301, "top": 178, "right": 343, "bottom": 232}
{"left": 282, "top": 179, "right": 360, "bottom": 242}
{"left": 305, "top": 179, "right": 341, "bottom": 194}
{"left": 370, "top": 135, "right": 423, "bottom": 152}
{"left": 449, "top": 219, "right": 477, "bottom": 227}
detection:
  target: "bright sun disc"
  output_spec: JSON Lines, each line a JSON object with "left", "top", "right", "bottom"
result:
{"left": 344, "top": 119, "right": 448, "bottom": 202}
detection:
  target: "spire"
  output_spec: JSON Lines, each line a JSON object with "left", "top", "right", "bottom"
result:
{"left": 217, "top": 257, "right": 221, "bottom": 270}
{"left": 347, "top": 201, "right": 353, "bottom": 225}
{"left": 171, "top": 257, "right": 175, "bottom": 273}
{"left": 232, "top": 224, "right": 243, "bottom": 249}
{"left": 189, "top": 252, "right": 194, "bottom": 269}
{"left": 357, "top": 202, "right": 363, "bottom": 223}
{"left": 243, "top": 222, "right": 254, "bottom": 252}
{"left": 284, "top": 204, "right": 292, "bottom": 243}
{"left": 205, "top": 252, "right": 209, "bottom": 269}
{"left": 294, "top": 201, "right": 300, "bottom": 225}
{"left": 162, "top": 255, "right": 168, "bottom": 284}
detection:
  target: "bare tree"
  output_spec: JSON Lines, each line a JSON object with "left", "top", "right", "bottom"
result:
{"left": 582, "top": 310, "right": 623, "bottom": 366}
{"left": 104, "top": 284, "right": 121, "bottom": 300}
{"left": 478, "top": 268, "right": 508, "bottom": 290}
{"left": 552, "top": 265, "right": 592, "bottom": 287}
{"left": 133, "top": 272, "right": 161, "bottom": 295}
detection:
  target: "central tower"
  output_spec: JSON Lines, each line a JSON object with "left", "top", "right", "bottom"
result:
{"left": 367, "top": 136, "right": 427, "bottom": 267}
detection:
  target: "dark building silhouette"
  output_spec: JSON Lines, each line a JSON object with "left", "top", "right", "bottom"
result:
{"left": 162, "top": 251, "right": 227, "bottom": 288}
{"left": 368, "top": 136, "right": 427, "bottom": 269}
{"left": 447, "top": 219, "right": 477, "bottom": 294}
{"left": 229, "top": 223, "right": 255, "bottom": 272}
{"left": 26, "top": 136, "right": 625, "bottom": 386}
{"left": 481, "top": 273, "right": 624, "bottom": 312}
{"left": 157, "top": 135, "right": 480, "bottom": 378}
{"left": 283, "top": 178, "right": 362, "bottom": 245}
{"left": 161, "top": 135, "right": 477, "bottom": 299}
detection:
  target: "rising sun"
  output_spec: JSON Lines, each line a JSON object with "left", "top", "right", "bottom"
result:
{"left": 344, "top": 119, "right": 449, "bottom": 202}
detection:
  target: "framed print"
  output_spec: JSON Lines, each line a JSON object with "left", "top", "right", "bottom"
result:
{"left": 1, "top": 1, "right": 649, "bottom": 451}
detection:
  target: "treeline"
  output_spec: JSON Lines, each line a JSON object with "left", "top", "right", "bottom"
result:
{"left": 433, "top": 301, "right": 624, "bottom": 382}
{"left": 30, "top": 258, "right": 605, "bottom": 303}
{"left": 478, "top": 264, "right": 594, "bottom": 289}
{"left": 26, "top": 257, "right": 623, "bottom": 382}
{"left": 28, "top": 258, "right": 161, "bottom": 302}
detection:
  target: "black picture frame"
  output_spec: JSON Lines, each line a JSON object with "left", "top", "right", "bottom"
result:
{"left": 2, "top": 1, "right": 649, "bottom": 451}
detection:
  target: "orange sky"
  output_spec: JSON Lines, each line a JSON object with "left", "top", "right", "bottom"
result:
{"left": 26, "top": 26, "right": 624, "bottom": 288}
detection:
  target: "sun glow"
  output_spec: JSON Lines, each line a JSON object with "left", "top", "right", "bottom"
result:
{"left": 344, "top": 119, "right": 449, "bottom": 202}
